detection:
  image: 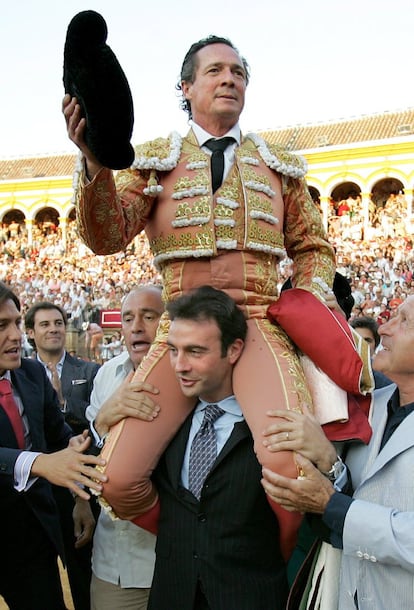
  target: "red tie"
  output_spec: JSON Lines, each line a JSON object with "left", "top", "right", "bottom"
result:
{"left": 0, "top": 379, "right": 25, "bottom": 449}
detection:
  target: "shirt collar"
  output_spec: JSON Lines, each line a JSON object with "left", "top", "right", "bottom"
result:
{"left": 197, "top": 395, "right": 242, "bottom": 416}
{"left": 190, "top": 121, "right": 241, "bottom": 147}
{"left": 117, "top": 352, "right": 135, "bottom": 377}
{"left": 37, "top": 351, "right": 66, "bottom": 377}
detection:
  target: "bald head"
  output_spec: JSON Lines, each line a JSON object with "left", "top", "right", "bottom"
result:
{"left": 121, "top": 285, "right": 164, "bottom": 369}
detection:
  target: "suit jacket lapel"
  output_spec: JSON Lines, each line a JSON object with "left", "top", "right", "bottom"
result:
{"left": 0, "top": 405, "right": 18, "bottom": 447}
{"left": 61, "top": 354, "right": 78, "bottom": 397}
{"left": 164, "top": 414, "right": 193, "bottom": 488}
{"left": 364, "top": 409, "right": 414, "bottom": 481}
{"left": 164, "top": 417, "right": 251, "bottom": 490}
{"left": 358, "top": 384, "right": 414, "bottom": 483}
{"left": 11, "top": 367, "right": 44, "bottom": 449}
{"left": 212, "top": 420, "right": 250, "bottom": 471}
{"left": 359, "top": 395, "right": 388, "bottom": 481}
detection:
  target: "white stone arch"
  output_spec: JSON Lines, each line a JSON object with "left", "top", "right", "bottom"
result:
{"left": 325, "top": 175, "right": 365, "bottom": 200}
{"left": 306, "top": 179, "right": 330, "bottom": 226}
{"left": 365, "top": 168, "right": 408, "bottom": 196}
{"left": 30, "top": 199, "right": 63, "bottom": 219}
{"left": 323, "top": 175, "right": 365, "bottom": 239}
{"left": 0, "top": 203, "right": 27, "bottom": 223}
{"left": 65, "top": 204, "right": 77, "bottom": 221}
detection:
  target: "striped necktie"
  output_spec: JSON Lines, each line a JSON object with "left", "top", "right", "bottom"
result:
{"left": 188, "top": 404, "right": 224, "bottom": 500}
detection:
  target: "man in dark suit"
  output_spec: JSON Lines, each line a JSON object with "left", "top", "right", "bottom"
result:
{"left": 0, "top": 282, "right": 106, "bottom": 610}
{"left": 25, "top": 301, "right": 100, "bottom": 435}
{"left": 134, "top": 286, "right": 288, "bottom": 610}
{"left": 25, "top": 301, "right": 101, "bottom": 610}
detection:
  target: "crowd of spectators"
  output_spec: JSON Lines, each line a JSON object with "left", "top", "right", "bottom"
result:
{"left": 1, "top": 207, "right": 413, "bottom": 356}
{"left": 327, "top": 191, "right": 410, "bottom": 242}
{"left": 0, "top": 218, "right": 161, "bottom": 327}
{"left": 333, "top": 234, "right": 414, "bottom": 325}
{"left": 282, "top": 193, "right": 414, "bottom": 328}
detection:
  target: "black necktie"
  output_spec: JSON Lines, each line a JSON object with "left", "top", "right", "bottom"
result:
{"left": 188, "top": 404, "right": 224, "bottom": 500}
{"left": 204, "top": 137, "right": 235, "bottom": 193}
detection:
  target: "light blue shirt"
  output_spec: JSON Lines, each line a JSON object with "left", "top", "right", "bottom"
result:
{"left": 37, "top": 351, "right": 66, "bottom": 381}
{"left": 181, "top": 394, "right": 244, "bottom": 489}
{"left": 36, "top": 351, "right": 67, "bottom": 411}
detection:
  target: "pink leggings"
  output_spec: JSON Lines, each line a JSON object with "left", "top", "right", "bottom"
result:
{"left": 99, "top": 314, "right": 310, "bottom": 559}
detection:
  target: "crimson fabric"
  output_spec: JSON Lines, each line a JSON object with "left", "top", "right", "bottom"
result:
{"left": 323, "top": 394, "right": 372, "bottom": 444}
{"left": 131, "top": 501, "right": 160, "bottom": 535}
{"left": 0, "top": 379, "right": 25, "bottom": 449}
{"left": 267, "top": 288, "right": 372, "bottom": 444}
{"left": 267, "top": 288, "right": 363, "bottom": 393}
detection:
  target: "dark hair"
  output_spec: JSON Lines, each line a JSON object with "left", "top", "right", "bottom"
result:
{"left": 25, "top": 301, "right": 67, "bottom": 330}
{"left": 176, "top": 35, "right": 250, "bottom": 118}
{"left": 167, "top": 285, "right": 247, "bottom": 356}
{"left": 0, "top": 282, "right": 20, "bottom": 312}
{"left": 350, "top": 316, "right": 381, "bottom": 348}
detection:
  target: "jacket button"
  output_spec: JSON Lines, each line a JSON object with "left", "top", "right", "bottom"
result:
{"left": 197, "top": 513, "right": 207, "bottom": 522}
{"left": 356, "top": 551, "right": 363, "bottom": 558}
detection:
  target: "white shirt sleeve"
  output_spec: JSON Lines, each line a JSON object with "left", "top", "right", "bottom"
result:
{"left": 14, "top": 451, "right": 41, "bottom": 492}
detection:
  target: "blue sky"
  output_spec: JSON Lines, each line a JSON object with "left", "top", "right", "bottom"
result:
{"left": 1, "top": 0, "right": 413, "bottom": 157}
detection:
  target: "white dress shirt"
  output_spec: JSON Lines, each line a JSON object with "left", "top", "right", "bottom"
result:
{"left": 190, "top": 120, "right": 241, "bottom": 183}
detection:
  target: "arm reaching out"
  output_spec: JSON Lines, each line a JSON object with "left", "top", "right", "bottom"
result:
{"left": 31, "top": 434, "right": 107, "bottom": 500}
{"left": 93, "top": 372, "right": 160, "bottom": 438}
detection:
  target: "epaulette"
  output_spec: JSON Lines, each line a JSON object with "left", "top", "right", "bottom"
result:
{"left": 131, "top": 132, "right": 182, "bottom": 171}
{"left": 246, "top": 133, "right": 307, "bottom": 179}
{"left": 130, "top": 130, "right": 307, "bottom": 179}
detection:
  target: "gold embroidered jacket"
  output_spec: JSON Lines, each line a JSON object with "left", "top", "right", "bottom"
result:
{"left": 75, "top": 130, "right": 335, "bottom": 300}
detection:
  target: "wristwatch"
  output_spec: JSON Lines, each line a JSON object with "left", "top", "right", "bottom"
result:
{"left": 322, "top": 455, "right": 345, "bottom": 482}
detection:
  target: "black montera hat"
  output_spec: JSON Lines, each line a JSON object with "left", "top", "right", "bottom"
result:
{"left": 332, "top": 272, "right": 354, "bottom": 320}
{"left": 63, "top": 10, "right": 135, "bottom": 170}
